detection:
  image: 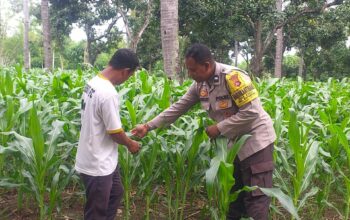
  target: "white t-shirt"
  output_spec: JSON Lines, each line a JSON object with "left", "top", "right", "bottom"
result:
{"left": 75, "top": 74, "right": 123, "bottom": 176}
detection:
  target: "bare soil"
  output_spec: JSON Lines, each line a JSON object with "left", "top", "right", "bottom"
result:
{"left": 0, "top": 188, "right": 343, "bottom": 220}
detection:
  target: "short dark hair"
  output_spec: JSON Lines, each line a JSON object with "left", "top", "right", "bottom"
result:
{"left": 185, "top": 43, "right": 214, "bottom": 64}
{"left": 109, "top": 48, "right": 139, "bottom": 71}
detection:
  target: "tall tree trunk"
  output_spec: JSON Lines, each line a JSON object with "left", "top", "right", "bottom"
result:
{"left": 274, "top": 0, "right": 283, "bottom": 78}
{"left": 119, "top": 0, "right": 153, "bottom": 52}
{"left": 41, "top": 0, "right": 52, "bottom": 70}
{"left": 160, "top": 0, "right": 179, "bottom": 80}
{"left": 85, "top": 39, "right": 92, "bottom": 64}
{"left": 23, "top": 0, "right": 30, "bottom": 70}
{"left": 84, "top": 23, "right": 93, "bottom": 64}
{"left": 0, "top": 0, "right": 2, "bottom": 33}
{"left": 250, "top": 20, "right": 264, "bottom": 77}
{"left": 52, "top": 49, "right": 54, "bottom": 69}
{"left": 298, "top": 50, "right": 306, "bottom": 79}
{"left": 0, "top": 1, "right": 1, "bottom": 30}
{"left": 0, "top": 0, "right": 3, "bottom": 62}
{"left": 60, "top": 54, "right": 64, "bottom": 69}
{"left": 234, "top": 40, "right": 239, "bottom": 67}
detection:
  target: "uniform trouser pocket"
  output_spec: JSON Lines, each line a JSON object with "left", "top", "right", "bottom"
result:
{"left": 250, "top": 160, "right": 274, "bottom": 197}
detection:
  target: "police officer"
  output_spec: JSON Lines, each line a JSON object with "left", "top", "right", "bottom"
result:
{"left": 132, "top": 43, "right": 276, "bottom": 220}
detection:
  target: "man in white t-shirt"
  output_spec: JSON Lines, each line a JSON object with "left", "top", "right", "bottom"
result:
{"left": 75, "top": 48, "right": 140, "bottom": 220}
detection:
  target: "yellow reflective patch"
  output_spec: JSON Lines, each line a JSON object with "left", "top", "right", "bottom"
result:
{"left": 107, "top": 128, "right": 124, "bottom": 134}
{"left": 225, "top": 70, "right": 258, "bottom": 107}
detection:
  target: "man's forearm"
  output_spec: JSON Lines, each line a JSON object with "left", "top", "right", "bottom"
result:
{"left": 110, "top": 131, "right": 133, "bottom": 147}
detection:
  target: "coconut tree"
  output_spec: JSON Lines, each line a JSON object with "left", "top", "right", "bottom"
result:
{"left": 23, "top": 0, "right": 30, "bottom": 70}
{"left": 41, "top": 0, "right": 52, "bottom": 70}
{"left": 160, "top": 0, "right": 179, "bottom": 80}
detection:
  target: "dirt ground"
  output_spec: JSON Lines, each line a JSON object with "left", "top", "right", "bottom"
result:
{"left": 0, "top": 188, "right": 343, "bottom": 220}
{"left": 0, "top": 188, "right": 209, "bottom": 220}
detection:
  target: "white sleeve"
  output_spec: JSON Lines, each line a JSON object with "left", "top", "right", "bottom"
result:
{"left": 101, "top": 95, "right": 123, "bottom": 134}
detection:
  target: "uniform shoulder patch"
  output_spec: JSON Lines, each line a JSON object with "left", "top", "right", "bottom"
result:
{"left": 225, "top": 70, "right": 258, "bottom": 107}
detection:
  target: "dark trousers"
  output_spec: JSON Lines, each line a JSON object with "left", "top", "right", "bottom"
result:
{"left": 80, "top": 166, "right": 124, "bottom": 220}
{"left": 227, "top": 144, "right": 274, "bottom": 220}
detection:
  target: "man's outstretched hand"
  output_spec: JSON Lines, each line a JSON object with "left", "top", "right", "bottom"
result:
{"left": 205, "top": 124, "right": 220, "bottom": 139}
{"left": 127, "top": 140, "right": 140, "bottom": 154}
{"left": 131, "top": 124, "right": 149, "bottom": 138}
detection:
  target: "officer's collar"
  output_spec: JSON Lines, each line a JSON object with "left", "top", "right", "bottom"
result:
{"left": 207, "top": 62, "right": 221, "bottom": 86}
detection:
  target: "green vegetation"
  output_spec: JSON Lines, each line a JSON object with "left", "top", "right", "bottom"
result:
{"left": 0, "top": 67, "right": 349, "bottom": 219}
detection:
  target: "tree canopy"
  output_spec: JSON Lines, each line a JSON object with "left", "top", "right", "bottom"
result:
{"left": 0, "top": 0, "right": 349, "bottom": 79}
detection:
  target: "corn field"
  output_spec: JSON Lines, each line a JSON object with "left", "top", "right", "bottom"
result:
{"left": 0, "top": 66, "right": 349, "bottom": 220}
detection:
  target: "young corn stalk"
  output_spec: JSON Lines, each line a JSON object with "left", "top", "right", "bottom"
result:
{"left": 288, "top": 108, "right": 319, "bottom": 217}
{"left": 138, "top": 134, "right": 161, "bottom": 220}
{"left": 0, "top": 71, "right": 15, "bottom": 175}
{"left": 315, "top": 108, "right": 344, "bottom": 218}
{"left": 157, "top": 116, "right": 206, "bottom": 220}
{"left": 117, "top": 70, "right": 163, "bottom": 219}
{"left": 334, "top": 117, "right": 350, "bottom": 219}
{"left": 178, "top": 120, "right": 206, "bottom": 220}
{"left": 205, "top": 135, "right": 250, "bottom": 220}
{"left": 117, "top": 146, "right": 139, "bottom": 220}
{"left": 1, "top": 104, "right": 74, "bottom": 219}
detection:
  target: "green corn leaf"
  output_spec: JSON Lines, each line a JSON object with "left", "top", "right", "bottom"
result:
{"left": 159, "top": 77, "right": 171, "bottom": 109}
{"left": 0, "top": 144, "right": 18, "bottom": 154}
{"left": 139, "top": 70, "right": 151, "bottom": 94}
{"left": 227, "top": 134, "right": 251, "bottom": 164}
{"left": 1, "top": 131, "right": 35, "bottom": 165}
{"left": 187, "top": 126, "right": 204, "bottom": 161}
{"left": 29, "top": 105, "right": 45, "bottom": 165}
{"left": 22, "top": 170, "right": 40, "bottom": 202}
{"left": 125, "top": 100, "right": 136, "bottom": 127}
{"left": 14, "top": 64, "right": 23, "bottom": 76}
{"left": 289, "top": 108, "right": 300, "bottom": 153}
{"left": 46, "top": 120, "right": 65, "bottom": 162}
{"left": 5, "top": 96, "right": 15, "bottom": 131}
{"left": 260, "top": 187, "right": 300, "bottom": 220}
{"left": 298, "top": 187, "right": 318, "bottom": 210}
{"left": 5, "top": 71, "right": 13, "bottom": 95}
{"left": 336, "top": 126, "right": 349, "bottom": 149}
{"left": 206, "top": 156, "right": 221, "bottom": 188}
{"left": 218, "top": 161, "right": 234, "bottom": 191}
{"left": 229, "top": 186, "right": 255, "bottom": 203}
{"left": 0, "top": 178, "right": 23, "bottom": 188}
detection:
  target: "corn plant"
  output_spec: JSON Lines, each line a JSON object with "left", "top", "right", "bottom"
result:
{"left": 333, "top": 117, "right": 350, "bottom": 219}
{"left": 118, "top": 70, "right": 168, "bottom": 219}
{"left": 272, "top": 108, "right": 319, "bottom": 219}
{"left": 137, "top": 133, "right": 162, "bottom": 220}
{"left": 175, "top": 118, "right": 206, "bottom": 220}
{"left": 147, "top": 115, "right": 208, "bottom": 220}
{"left": 1, "top": 105, "right": 74, "bottom": 219}
{"left": 205, "top": 135, "right": 249, "bottom": 220}
{"left": 1, "top": 66, "right": 350, "bottom": 220}
{"left": 117, "top": 145, "right": 140, "bottom": 220}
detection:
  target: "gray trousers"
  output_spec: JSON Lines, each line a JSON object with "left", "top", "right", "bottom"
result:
{"left": 227, "top": 144, "right": 274, "bottom": 220}
{"left": 80, "top": 166, "right": 124, "bottom": 220}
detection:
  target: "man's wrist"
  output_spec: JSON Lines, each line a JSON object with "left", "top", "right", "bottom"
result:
{"left": 126, "top": 139, "right": 134, "bottom": 148}
{"left": 145, "top": 123, "right": 154, "bottom": 132}
{"left": 144, "top": 123, "right": 151, "bottom": 132}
